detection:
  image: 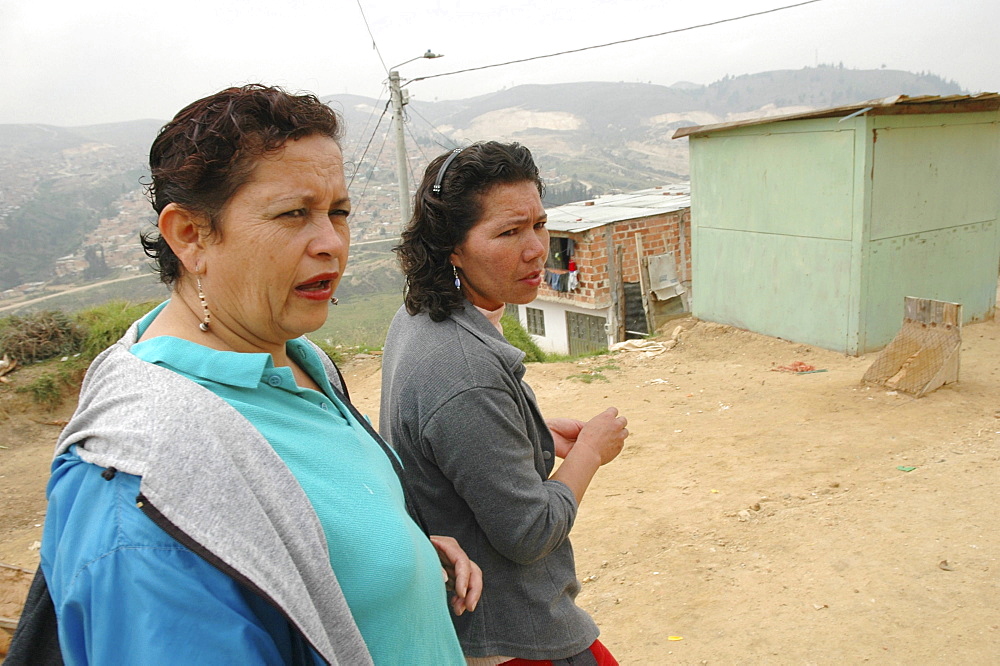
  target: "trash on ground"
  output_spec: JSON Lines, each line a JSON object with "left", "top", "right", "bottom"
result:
{"left": 771, "top": 361, "right": 819, "bottom": 373}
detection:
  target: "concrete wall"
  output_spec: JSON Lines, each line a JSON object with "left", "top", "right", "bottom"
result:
{"left": 861, "top": 113, "right": 1000, "bottom": 350}
{"left": 689, "top": 110, "right": 1000, "bottom": 355}
{"left": 519, "top": 298, "right": 608, "bottom": 355}
{"left": 690, "top": 118, "right": 861, "bottom": 352}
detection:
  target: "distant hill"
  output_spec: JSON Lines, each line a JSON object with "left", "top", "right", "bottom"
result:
{"left": 386, "top": 65, "right": 964, "bottom": 191}
{"left": 0, "top": 120, "right": 155, "bottom": 290}
{"left": 0, "top": 67, "right": 971, "bottom": 291}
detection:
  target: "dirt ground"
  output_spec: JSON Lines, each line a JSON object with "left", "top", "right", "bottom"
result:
{"left": 2, "top": 314, "right": 999, "bottom": 663}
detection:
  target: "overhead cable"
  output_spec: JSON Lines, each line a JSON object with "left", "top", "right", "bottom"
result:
{"left": 347, "top": 101, "right": 390, "bottom": 190}
{"left": 355, "top": 0, "right": 388, "bottom": 75}
{"left": 409, "top": 0, "right": 823, "bottom": 86}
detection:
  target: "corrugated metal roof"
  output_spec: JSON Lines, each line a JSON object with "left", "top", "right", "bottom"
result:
{"left": 546, "top": 184, "right": 690, "bottom": 233}
{"left": 672, "top": 93, "right": 1000, "bottom": 139}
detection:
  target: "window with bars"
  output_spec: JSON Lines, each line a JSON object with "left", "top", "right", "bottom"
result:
{"left": 526, "top": 307, "right": 545, "bottom": 336}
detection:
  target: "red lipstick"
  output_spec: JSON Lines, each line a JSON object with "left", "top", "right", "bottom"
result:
{"left": 295, "top": 273, "right": 338, "bottom": 301}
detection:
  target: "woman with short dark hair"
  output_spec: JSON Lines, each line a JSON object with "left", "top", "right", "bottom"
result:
{"left": 13, "top": 85, "right": 478, "bottom": 665}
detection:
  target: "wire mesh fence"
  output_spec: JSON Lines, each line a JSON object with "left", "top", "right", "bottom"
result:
{"left": 862, "top": 297, "right": 962, "bottom": 397}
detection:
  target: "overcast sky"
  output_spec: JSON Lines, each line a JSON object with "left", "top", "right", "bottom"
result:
{"left": 1, "top": 0, "right": 996, "bottom": 127}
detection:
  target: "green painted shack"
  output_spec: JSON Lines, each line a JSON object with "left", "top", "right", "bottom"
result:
{"left": 673, "top": 94, "right": 1000, "bottom": 355}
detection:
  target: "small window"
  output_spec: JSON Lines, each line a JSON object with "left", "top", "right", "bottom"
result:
{"left": 526, "top": 307, "right": 545, "bottom": 336}
{"left": 546, "top": 237, "right": 572, "bottom": 270}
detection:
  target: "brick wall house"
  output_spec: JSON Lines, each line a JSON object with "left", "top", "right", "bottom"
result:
{"left": 510, "top": 184, "right": 692, "bottom": 355}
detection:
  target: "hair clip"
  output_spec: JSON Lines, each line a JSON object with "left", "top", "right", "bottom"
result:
{"left": 432, "top": 148, "right": 463, "bottom": 195}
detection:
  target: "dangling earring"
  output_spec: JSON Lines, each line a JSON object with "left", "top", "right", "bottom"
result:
{"left": 196, "top": 276, "right": 211, "bottom": 332}
{"left": 452, "top": 265, "right": 461, "bottom": 290}
{"left": 329, "top": 297, "right": 339, "bottom": 305}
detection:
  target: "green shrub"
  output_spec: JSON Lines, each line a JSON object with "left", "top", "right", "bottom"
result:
{"left": 73, "top": 300, "right": 159, "bottom": 359}
{"left": 2, "top": 300, "right": 155, "bottom": 408}
{"left": 0, "top": 310, "right": 83, "bottom": 364}
{"left": 17, "top": 373, "right": 62, "bottom": 409}
{"left": 14, "top": 357, "right": 88, "bottom": 409}
{"left": 501, "top": 314, "right": 547, "bottom": 363}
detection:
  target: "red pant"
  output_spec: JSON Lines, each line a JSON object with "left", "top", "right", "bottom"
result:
{"left": 499, "top": 639, "right": 618, "bottom": 666}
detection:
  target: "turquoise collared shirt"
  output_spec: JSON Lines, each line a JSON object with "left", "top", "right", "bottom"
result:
{"left": 130, "top": 304, "right": 463, "bottom": 664}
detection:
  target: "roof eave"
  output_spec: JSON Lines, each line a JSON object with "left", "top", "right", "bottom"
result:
{"left": 671, "top": 93, "right": 1000, "bottom": 140}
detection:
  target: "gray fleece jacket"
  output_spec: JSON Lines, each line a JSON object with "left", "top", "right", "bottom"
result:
{"left": 379, "top": 303, "right": 599, "bottom": 660}
{"left": 54, "top": 319, "right": 373, "bottom": 665}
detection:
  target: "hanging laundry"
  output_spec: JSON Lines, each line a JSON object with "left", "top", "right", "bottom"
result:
{"left": 546, "top": 269, "right": 560, "bottom": 290}
{"left": 545, "top": 269, "right": 572, "bottom": 292}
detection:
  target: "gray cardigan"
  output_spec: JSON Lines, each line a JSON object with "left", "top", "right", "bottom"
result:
{"left": 379, "top": 303, "right": 599, "bottom": 660}
{"left": 54, "top": 319, "right": 373, "bottom": 665}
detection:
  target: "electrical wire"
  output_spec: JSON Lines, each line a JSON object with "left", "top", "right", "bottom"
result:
{"left": 357, "top": 0, "right": 805, "bottom": 219}
{"left": 354, "top": 121, "right": 392, "bottom": 204}
{"left": 347, "top": 101, "right": 391, "bottom": 190}
{"left": 404, "top": 122, "right": 432, "bottom": 170}
{"left": 388, "top": 102, "right": 430, "bottom": 196}
{"left": 345, "top": 86, "right": 389, "bottom": 168}
{"left": 351, "top": 0, "right": 399, "bottom": 206}
{"left": 406, "top": 104, "right": 459, "bottom": 151}
{"left": 409, "top": 0, "right": 823, "bottom": 86}
{"left": 355, "top": 0, "right": 388, "bottom": 76}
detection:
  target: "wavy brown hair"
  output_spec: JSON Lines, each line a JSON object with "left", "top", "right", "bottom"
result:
{"left": 395, "top": 141, "right": 543, "bottom": 322}
{"left": 141, "top": 84, "right": 343, "bottom": 286}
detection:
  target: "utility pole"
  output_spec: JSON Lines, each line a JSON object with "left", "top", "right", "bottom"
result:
{"left": 388, "top": 51, "right": 443, "bottom": 227}
{"left": 388, "top": 69, "right": 411, "bottom": 227}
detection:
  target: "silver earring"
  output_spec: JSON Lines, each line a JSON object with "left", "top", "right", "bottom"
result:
{"left": 329, "top": 297, "right": 339, "bottom": 305}
{"left": 196, "top": 277, "right": 211, "bottom": 332}
{"left": 453, "top": 265, "right": 461, "bottom": 290}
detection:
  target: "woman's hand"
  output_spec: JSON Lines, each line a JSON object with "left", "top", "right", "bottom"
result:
{"left": 576, "top": 407, "right": 628, "bottom": 466}
{"left": 549, "top": 407, "right": 629, "bottom": 503}
{"left": 429, "top": 535, "right": 483, "bottom": 616}
{"left": 546, "top": 417, "right": 586, "bottom": 458}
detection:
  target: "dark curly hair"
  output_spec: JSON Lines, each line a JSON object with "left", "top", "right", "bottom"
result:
{"left": 395, "top": 141, "right": 543, "bottom": 322}
{"left": 141, "top": 84, "right": 343, "bottom": 286}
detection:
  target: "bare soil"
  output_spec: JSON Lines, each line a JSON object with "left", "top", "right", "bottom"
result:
{"left": 2, "top": 316, "right": 999, "bottom": 663}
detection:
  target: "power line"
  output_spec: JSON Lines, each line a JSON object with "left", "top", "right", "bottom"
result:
{"left": 406, "top": 104, "right": 459, "bottom": 151}
{"left": 410, "top": 0, "right": 823, "bottom": 86}
{"left": 354, "top": 120, "right": 392, "bottom": 205}
{"left": 355, "top": 0, "right": 388, "bottom": 76}
{"left": 404, "top": 122, "right": 432, "bottom": 170}
{"left": 347, "top": 101, "right": 390, "bottom": 190}
{"left": 350, "top": 0, "right": 395, "bottom": 202}
{"left": 344, "top": 86, "right": 389, "bottom": 168}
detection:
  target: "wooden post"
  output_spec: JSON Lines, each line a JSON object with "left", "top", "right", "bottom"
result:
{"left": 678, "top": 215, "right": 690, "bottom": 312}
{"left": 605, "top": 230, "right": 624, "bottom": 344}
{"left": 634, "top": 234, "right": 654, "bottom": 335}
{"left": 615, "top": 244, "right": 627, "bottom": 342}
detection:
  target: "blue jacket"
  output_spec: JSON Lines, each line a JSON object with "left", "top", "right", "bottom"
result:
{"left": 19, "top": 318, "right": 376, "bottom": 665}
{"left": 42, "top": 450, "right": 324, "bottom": 664}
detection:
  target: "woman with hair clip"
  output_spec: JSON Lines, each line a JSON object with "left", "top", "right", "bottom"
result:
{"left": 9, "top": 85, "right": 479, "bottom": 666}
{"left": 380, "top": 142, "right": 629, "bottom": 666}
